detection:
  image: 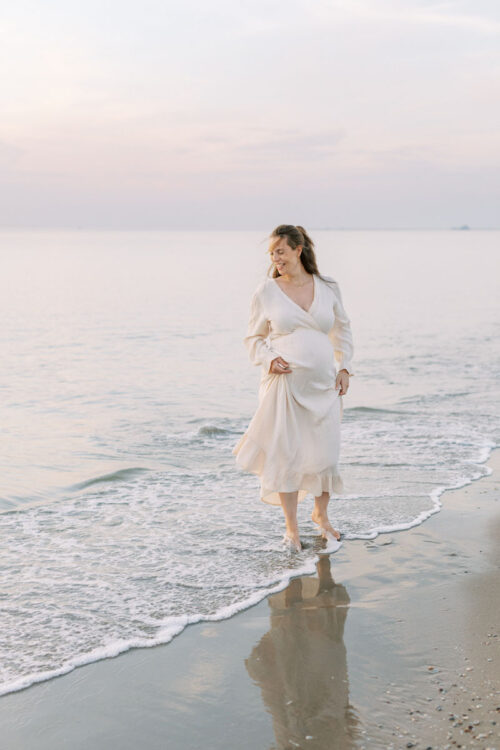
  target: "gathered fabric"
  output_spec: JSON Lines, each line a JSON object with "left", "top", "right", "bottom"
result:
{"left": 232, "top": 273, "right": 354, "bottom": 506}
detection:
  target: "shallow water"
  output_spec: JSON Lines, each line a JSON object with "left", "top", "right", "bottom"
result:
{"left": 0, "top": 229, "right": 499, "bottom": 695}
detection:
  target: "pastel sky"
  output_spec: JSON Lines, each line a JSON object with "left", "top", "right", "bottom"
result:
{"left": 1, "top": 0, "right": 499, "bottom": 228}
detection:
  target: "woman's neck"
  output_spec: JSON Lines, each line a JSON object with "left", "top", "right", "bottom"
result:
{"left": 280, "top": 267, "right": 311, "bottom": 285}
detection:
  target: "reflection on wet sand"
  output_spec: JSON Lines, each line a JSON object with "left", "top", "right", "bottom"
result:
{"left": 246, "top": 557, "right": 360, "bottom": 750}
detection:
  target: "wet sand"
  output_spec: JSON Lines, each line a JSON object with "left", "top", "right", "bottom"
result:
{"left": 1, "top": 451, "right": 499, "bottom": 749}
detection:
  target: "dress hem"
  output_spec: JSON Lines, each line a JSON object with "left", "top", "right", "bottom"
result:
{"left": 232, "top": 433, "right": 345, "bottom": 506}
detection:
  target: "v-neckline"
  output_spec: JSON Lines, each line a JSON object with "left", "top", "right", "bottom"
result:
{"left": 272, "top": 274, "right": 316, "bottom": 314}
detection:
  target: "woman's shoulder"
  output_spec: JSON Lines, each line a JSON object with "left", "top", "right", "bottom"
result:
{"left": 249, "top": 277, "right": 274, "bottom": 305}
{"left": 253, "top": 276, "right": 275, "bottom": 296}
{"left": 318, "top": 274, "right": 340, "bottom": 290}
{"left": 318, "top": 274, "right": 345, "bottom": 303}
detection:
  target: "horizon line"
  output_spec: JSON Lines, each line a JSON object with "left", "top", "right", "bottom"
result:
{"left": 0, "top": 225, "right": 498, "bottom": 232}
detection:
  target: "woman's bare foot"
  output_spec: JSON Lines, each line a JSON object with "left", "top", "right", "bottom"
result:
{"left": 283, "top": 528, "right": 302, "bottom": 552}
{"left": 311, "top": 509, "right": 341, "bottom": 541}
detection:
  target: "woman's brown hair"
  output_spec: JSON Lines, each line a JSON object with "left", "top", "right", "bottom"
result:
{"left": 267, "top": 224, "right": 323, "bottom": 278}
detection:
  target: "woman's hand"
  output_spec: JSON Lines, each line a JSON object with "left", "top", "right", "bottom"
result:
{"left": 269, "top": 356, "right": 292, "bottom": 374}
{"left": 335, "top": 369, "right": 350, "bottom": 396}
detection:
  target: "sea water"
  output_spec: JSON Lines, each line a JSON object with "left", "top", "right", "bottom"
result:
{"left": 0, "top": 229, "right": 498, "bottom": 695}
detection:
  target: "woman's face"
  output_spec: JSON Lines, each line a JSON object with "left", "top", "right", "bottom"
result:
{"left": 269, "top": 237, "right": 302, "bottom": 275}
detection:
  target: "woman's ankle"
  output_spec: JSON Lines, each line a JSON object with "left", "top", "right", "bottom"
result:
{"left": 312, "top": 508, "right": 328, "bottom": 522}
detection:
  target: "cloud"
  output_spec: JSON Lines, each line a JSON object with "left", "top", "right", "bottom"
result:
{"left": 316, "top": 0, "right": 500, "bottom": 33}
{"left": 199, "top": 128, "right": 348, "bottom": 164}
{"left": 0, "top": 0, "right": 499, "bottom": 227}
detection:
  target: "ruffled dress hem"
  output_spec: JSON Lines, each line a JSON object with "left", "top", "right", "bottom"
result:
{"left": 232, "top": 433, "right": 345, "bottom": 506}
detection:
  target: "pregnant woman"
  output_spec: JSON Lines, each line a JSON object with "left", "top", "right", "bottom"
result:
{"left": 232, "top": 225, "right": 354, "bottom": 553}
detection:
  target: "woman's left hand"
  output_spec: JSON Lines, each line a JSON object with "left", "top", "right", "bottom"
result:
{"left": 335, "top": 369, "right": 350, "bottom": 396}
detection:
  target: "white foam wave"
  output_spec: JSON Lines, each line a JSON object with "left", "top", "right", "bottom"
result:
{"left": 0, "top": 431, "right": 496, "bottom": 698}
{"left": 0, "top": 556, "right": 322, "bottom": 698}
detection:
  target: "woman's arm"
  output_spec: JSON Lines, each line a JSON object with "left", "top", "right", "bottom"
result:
{"left": 327, "top": 281, "right": 355, "bottom": 376}
{"left": 243, "top": 291, "right": 280, "bottom": 373}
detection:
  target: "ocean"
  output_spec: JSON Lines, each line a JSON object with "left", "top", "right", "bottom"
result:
{"left": 1, "top": 228, "right": 498, "bottom": 696}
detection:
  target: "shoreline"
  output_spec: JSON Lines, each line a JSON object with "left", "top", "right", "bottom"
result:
{"left": 1, "top": 450, "right": 499, "bottom": 749}
{"left": 0, "top": 450, "right": 492, "bottom": 699}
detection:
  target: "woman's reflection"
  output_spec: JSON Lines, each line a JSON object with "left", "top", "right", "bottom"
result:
{"left": 246, "top": 557, "right": 359, "bottom": 749}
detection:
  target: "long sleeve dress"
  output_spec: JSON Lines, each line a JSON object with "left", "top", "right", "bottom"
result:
{"left": 232, "top": 273, "right": 354, "bottom": 506}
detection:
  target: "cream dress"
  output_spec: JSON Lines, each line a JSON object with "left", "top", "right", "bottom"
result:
{"left": 232, "top": 273, "right": 354, "bottom": 506}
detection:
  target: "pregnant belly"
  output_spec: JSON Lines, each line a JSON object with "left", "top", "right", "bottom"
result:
{"left": 269, "top": 328, "right": 337, "bottom": 403}
{"left": 273, "top": 328, "right": 335, "bottom": 374}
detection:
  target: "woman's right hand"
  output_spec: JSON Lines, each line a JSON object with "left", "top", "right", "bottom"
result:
{"left": 269, "top": 356, "right": 292, "bottom": 374}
